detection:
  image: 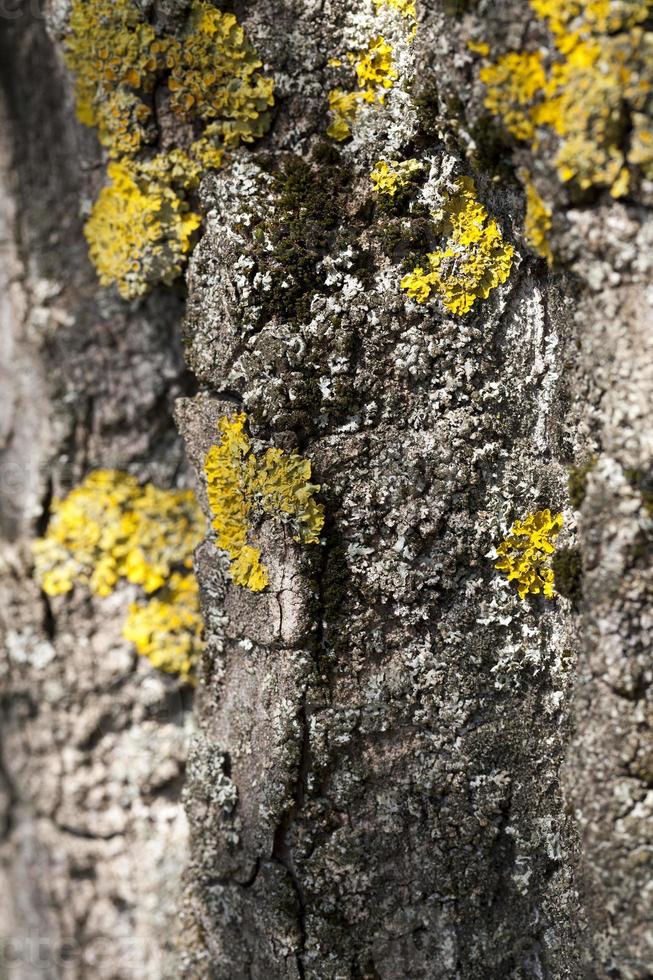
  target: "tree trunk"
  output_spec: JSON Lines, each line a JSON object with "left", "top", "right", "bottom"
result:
{"left": 1, "top": 2, "right": 652, "bottom": 979}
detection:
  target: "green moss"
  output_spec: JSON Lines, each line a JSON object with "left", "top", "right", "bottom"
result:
{"left": 412, "top": 79, "right": 441, "bottom": 138}
{"left": 371, "top": 204, "right": 433, "bottom": 268}
{"left": 568, "top": 456, "right": 597, "bottom": 510}
{"left": 468, "top": 113, "right": 516, "bottom": 178}
{"left": 551, "top": 547, "right": 583, "bottom": 603}
{"left": 245, "top": 147, "right": 349, "bottom": 323}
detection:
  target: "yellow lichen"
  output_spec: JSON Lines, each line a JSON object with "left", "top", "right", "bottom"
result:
{"left": 400, "top": 176, "right": 514, "bottom": 315}
{"left": 477, "top": 0, "right": 653, "bottom": 196}
{"left": 32, "top": 470, "right": 205, "bottom": 681}
{"left": 84, "top": 159, "right": 201, "bottom": 300}
{"left": 63, "top": 0, "right": 163, "bottom": 150}
{"left": 165, "top": 3, "right": 275, "bottom": 145}
{"left": 123, "top": 573, "right": 203, "bottom": 681}
{"left": 204, "top": 413, "right": 325, "bottom": 591}
{"left": 494, "top": 509, "right": 563, "bottom": 600}
{"left": 64, "top": 0, "right": 274, "bottom": 295}
{"left": 327, "top": 36, "right": 398, "bottom": 141}
{"left": 480, "top": 52, "right": 547, "bottom": 142}
{"left": 370, "top": 158, "right": 422, "bottom": 196}
{"left": 521, "top": 170, "right": 554, "bottom": 264}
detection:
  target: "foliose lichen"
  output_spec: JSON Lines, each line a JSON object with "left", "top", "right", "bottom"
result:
{"left": 32, "top": 470, "right": 206, "bottom": 681}
{"left": 476, "top": 0, "right": 653, "bottom": 197}
{"left": 400, "top": 175, "right": 514, "bottom": 314}
{"left": 494, "top": 508, "right": 563, "bottom": 600}
{"left": 520, "top": 170, "right": 554, "bottom": 264}
{"left": 325, "top": 0, "right": 417, "bottom": 142}
{"left": 64, "top": 0, "right": 274, "bottom": 297}
{"left": 84, "top": 158, "right": 202, "bottom": 298}
{"left": 370, "top": 157, "right": 423, "bottom": 196}
{"left": 327, "top": 36, "right": 398, "bottom": 141}
{"left": 203, "top": 413, "right": 324, "bottom": 592}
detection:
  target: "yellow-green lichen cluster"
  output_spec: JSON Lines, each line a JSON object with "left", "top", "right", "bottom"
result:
{"left": 204, "top": 413, "right": 324, "bottom": 592}
{"left": 477, "top": 0, "right": 653, "bottom": 197}
{"left": 494, "top": 508, "right": 563, "bottom": 599}
{"left": 520, "top": 170, "right": 554, "bottom": 263}
{"left": 326, "top": 0, "right": 417, "bottom": 141}
{"left": 64, "top": 0, "right": 274, "bottom": 298}
{"left": 401, "top": 176, "right": 514, "bottom": 314}
{"left": 370, "top": 157, "right": 422, "bottom": 196}
{"left": 327, "top": 36, "right": 398, "bottom": 141}
{"left": 32, "top": 470, "right": 206, "bottom": 681}
{"left": 84, "top": 159, "right": 202, "bottom": 298}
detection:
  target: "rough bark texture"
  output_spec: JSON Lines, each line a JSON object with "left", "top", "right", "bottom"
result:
{"left": 0, "top": 8, "right": 194, "bottom": 978}
{"left": 1, "top": 1, "right": 652, "bottom": 979}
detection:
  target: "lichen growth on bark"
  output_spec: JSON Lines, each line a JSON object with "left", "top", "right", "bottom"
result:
{"left": 32, "top": 470, "right": 205, "bottom": 679}
{"left": 370, "top": 157, "right": 422, "bottom": 196}
{"left": 476, "top": 0, "right": 653, "bottom": 197}
{"left": 520, "top": 170, "right": 554, "bottom": 263}
{"left": 64, "top": 0, "right": 274, "bottom": 297}
{"left": 495, "top": 509, "right": 563, "bottom": 599}
{"left": 401, "top": 175, "right": 514, "bottom": 314}
{"left": 204, "top": 413, "right": 324, "bottom": 591}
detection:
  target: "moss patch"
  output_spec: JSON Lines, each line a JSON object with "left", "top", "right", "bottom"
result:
{"left": 551, "top": 547, "right": 583, "bottom": 603}
{"left": 244, "top": 145, "right": 355, "bottom": 324}
{"left": 568, "top": 456, "right": 597, "bottom": 510}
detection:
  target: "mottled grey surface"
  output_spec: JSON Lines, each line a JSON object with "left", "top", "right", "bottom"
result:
{"left": 0, "top": 7, "right": 194, "bottom": 979}
{"left": 1, "top": 0, "right": 652, "bottom": 978}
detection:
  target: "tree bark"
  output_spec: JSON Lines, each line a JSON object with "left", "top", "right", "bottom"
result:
{"left": 1, "top": 2, "right": 652, "bottom": 979}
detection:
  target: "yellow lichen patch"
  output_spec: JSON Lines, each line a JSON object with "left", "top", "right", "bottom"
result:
{"left": 521, "top": 171, "right": 554, "bottom": 263}
{"left": 530, "top": 0, "right": 649, "bottom": 37}
{"left": 476, "top": 0, "right": 653, "bottom": 196}
{"left": 204, "top": 413, "right": 325, "bottom": 591}
{"left": 94, "top": 89, "right": 153, "bottom": 159}
{"left": 32, "top": 470, "right": 206, "bottom": 680}
{"left": 252, "top": 449, "right": 325, "bottom": 545}
{"left": 123, "top": 573, "right": 203, "bottom": 682}
{"left": 480, "top": 52, "right": 548, "bottom": 142}
{"left": 165, "top": 2, "right": 275, "bottom": 146}
{"left": 63, "top": 0, "right": 274, "bottom": 295}
{"left": 494, "top": 509, "right": 563, "bottom": 600}
{"left": 370, "top": 158, "right": 422, "bottom": 196}
{"left": 63, "top": 0, "right": 163, "bottom": 147}
{"left": 401, "top": 176, "right": 514, "bottom": 315}
{"left": 84, "top": 159, "right": 201, "bottom": 300}
{"left": 327, "top": 35, "right": 398, "bottom": 140}
{"left": 204, "top": 413, "right": 266, "bottom": 591}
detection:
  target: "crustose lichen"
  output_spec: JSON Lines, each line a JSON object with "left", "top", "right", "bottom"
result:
{"left": 32, "top": 470, "right": 206, "bottom": 681}
{"left": 370, "top": 158, "right": 423, "bottom": 197}
{"left": 494, "top": 508, "right": 563, "bottom": 599}
{"left": 204, "top": 413, "right": 325, "bottom": 592}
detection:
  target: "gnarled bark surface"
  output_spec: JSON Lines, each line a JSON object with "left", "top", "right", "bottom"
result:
{"left": 1, "top": 1, "right": 652, "bottom": 979}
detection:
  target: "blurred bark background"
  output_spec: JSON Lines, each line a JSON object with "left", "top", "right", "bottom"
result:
{"left": 0, "top": 1, "right": 652, "bottom": 978}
